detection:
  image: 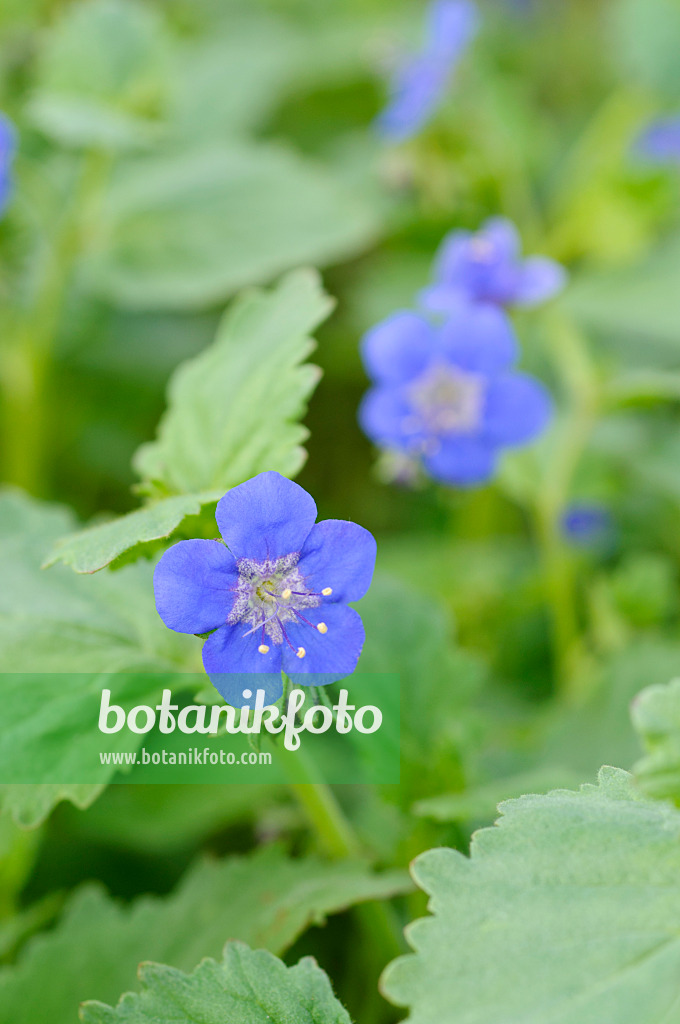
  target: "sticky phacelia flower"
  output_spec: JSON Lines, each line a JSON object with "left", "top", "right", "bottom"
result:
{"left": 359, "top": 303, "right": 552, "bottom": 487}
{"left": 153, "top": 472, "right": 376, "bottom": 706}
{"left": 635, "top": 117, "right": 680, "bottom": 165}
{"left": 0, "top": 114, "right": 15, "bottom": 216}
{"left": 375, "top": 0, "right": 479, "bottom": 142}
{"left": 420, "top": 217, "right": 566, "bottom": 312}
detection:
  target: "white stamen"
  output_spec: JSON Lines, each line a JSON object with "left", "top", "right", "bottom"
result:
{"left": 322, "top": 587, "right": 333, "bottom": 596}
{"left": 317, "top": 622, "right": 328, "bottom": 634}
{"left": 296, "top": 646, "right": 306, "bottom": 659}
{"left": 258, "top": 644, "right": 269, "bottom": 654}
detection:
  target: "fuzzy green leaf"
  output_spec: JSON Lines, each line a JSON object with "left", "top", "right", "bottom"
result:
{"left": 132, "top": 269, "right": 332, "bottom": 495}
{"left": 44, "top": 270, "right": 331, "bottom": 571}
{"left": 80, "top": 943, "right": 350, "bottom": 1024}
{"left": 28, "top": 0, "right": 170, "bottom": 149}
{"left": 85, "top": 146, "right": 377, "bottom": 310}
{"left": 633, "top": 678, "right": 680, "bottom": 803}
{"left": 383, "top": 767, "right": 680, "bottom": 1024}
{"left": 0, "top": 490, "right": 192, "bottom": 825}
{"left": 42, "top": 491, "right": 220, "bottom": 574}
{"left": 0, "top": 846, "right": 407, "bottom": 1023}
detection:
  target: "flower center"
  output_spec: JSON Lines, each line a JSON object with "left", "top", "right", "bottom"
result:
{"left": 407, "top": 363, "right": 485, "bottom": 437}
{"left": 469, "top": 236, "right": 495, "bottom": 263}
{"left": 228, "top": 553, "right": 332, "bottom": 657}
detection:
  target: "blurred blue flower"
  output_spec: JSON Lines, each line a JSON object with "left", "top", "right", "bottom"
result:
{"left": 421, "top": 217, "right": 567, "bottom": 312}
{"left": 359, "top": 303, "right": 552, "bottom": 487}
{"left": 154, "top": 472, "right": 376, "bottom": 706}
{"left": 561, "top": 503, "right": 614, "bottom": 549}
{"left": 376, "top": 0, "right": 479, "bottom": 142}
{"left": 0, "top": 114, "right": 16, "bottom": 216}
{"left": 635, "top": 117, "right": 680, "bottom": 164}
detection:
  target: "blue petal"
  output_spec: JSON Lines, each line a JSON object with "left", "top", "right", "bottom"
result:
{"left": 423, "top": 435, "right": 497, "bottom": 486}
{"left": 480, "top": 217, "right": 521, "bottom": 261}
{"left": 375, "top": 56, "right": 449, "bottom": 141}
{"left": 636, "top": 117, "right": 680, "bottom": 163}
{"left": 430, "top": 230, "right": 471, "bottom": 288}
{"left": 202, "top": 622, "right": 283, "bottom": 708}
{"left": 427, "top": 0, "right": 480, "bottom": 62}
{"left": 282, "top": 603, "right": 366, "bottom": 686}
{"left": 361, "top": 312, "right": 435, "bottom": 385}
{"left": 298, "top": 520, "right": 377, "bottom": 603}
{"left": 482, "top": 373, "right": 553, "bottom": 446}
{"left": 438, "top": 303, "right": 518, "bottom": 372}
{"left": 358, "top": 386, "right": 416, "bottom": 448}
{"left": 514, "top": 256, "right": 567, "bottom": 306}
{"left": 207, "top": 673, "right": 284, "bottom": 709}
{"left": 419, "top": 282, "right": 471, "bottom": 315}
{"left": 153, "top": 539, "right": 237, "bottom": 634}
{"left": 215, "top": 472, "right": 317, "bottom": 561}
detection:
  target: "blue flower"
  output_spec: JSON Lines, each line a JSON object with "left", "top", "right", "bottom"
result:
{"left": 635, "top": 117, "right": 680, "bottom": 164}
{"left": 0, "top": 114, "right": 15, "bottom": 216}
{"left": 420, "top": 217, "right": 567, "bottom": 312}
{"left": 153, "top": 472, "right": 377, "bottom": 706}
{"left": 561, "top": 503, "right": 614, "bottom": 550}
{"left": 359, "top": 302, "right": 552, "bottom": 487}
{"left": 376, "top": 0, "right": 479, "bottom": 142}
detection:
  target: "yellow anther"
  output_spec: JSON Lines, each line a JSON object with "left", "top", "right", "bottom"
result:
{"left": 296, "top": 646, "right": 306, "bottom": 659}
{"left": 281, "top": 588, "right": 292, "bottom": 599}
{"left": 321, "top": 587, "right": 333, "bottom": 596}
{"left": 258, "top": 644, "right": 270, "bottom": 654}
{"left": 317, "top": 622, "right": 328, "bottom": 634}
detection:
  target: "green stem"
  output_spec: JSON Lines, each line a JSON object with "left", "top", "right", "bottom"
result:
{"left": 282, "top": 742, "right": 405, "bottom": 964}
{"left": 1, "top": 149, "right": 111, "bottom": 493}
{"left": 534, "top": 308, "right": 600, "bottom": 696}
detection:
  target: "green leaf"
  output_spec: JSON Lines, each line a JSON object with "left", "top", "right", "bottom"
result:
{"left": 85, "top": 145, "right": 379, "bottom": 310}
{"left": 42, "top": 491, "right": 221, "bottom": 573}
{"left": 0, "top": 490, "right": 190, "bottom": 672}
{"left": 80, "top": 943, "right": 350, "bottom": 1024}
{"left": 132, "top": 269, "right": 331, "bottom": 494}
{"left": 28, "top": 0, "right": 170, "bottom": 149}
{"left": 413, "top": 767, "right": 585, "bottom": 823}
{"left": 611, "top": 0, "right": 680, "bottom": 98}
{"left": 44, "top": 270, "right": 331, "bottom": 571}
{"left": 633, "top": 678, "right": 680, "bottom": 803}
{"left": 382, "top": 767, "right": 680, "bottom": 1024}
{"left": 0, "top": 490, "right": 193, "bottom": 825}
{"left": 0, "top": 846, "right": 408, "bottom": 1023}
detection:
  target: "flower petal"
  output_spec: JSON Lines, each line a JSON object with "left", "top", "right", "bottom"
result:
{"left": 215, "top": 472, "right": 317, "bottom": 561}
{"left": 202, "top": 622, "right": 283, "bottom": 708}
{"left": 482, "top": 373, "right": 553, "bottom": 446}
{"left": 282, "top": 603, "right": 366, "bottom": 686}
{"left": 438, "top": 302, "right": 518, "bottom": 372}
{"left": 514, "top": 256, "right": 567, "bottom": 306}
{"left": 427, "top": 0, "right": 480, "bottom": 62}
{"left": 481, "top": 217, "right": 521, "bottom": 261}
{"left": 361, "top": 312, "right": 435, "bottom": 385}
{"left": 423, "top": 435, "right": 498, "bottom": 486}
{"left": 430, "top": 230, "right": 471, "bottom": 288}
{"left": 375, "top": 56, "right": 449, "bottom": 141}
{"left": 153, "top": 539, "right": 237, "bottom": 634}
{"left": 208, "top": 673, "right": 284, "bottom": 709}
{"left": 358, "top": 386, "right": 416, "bottom": 448}
{"left": 299, "top": 520, "right": 377, "bottom": 603}
{"left": 419, "top": 282, "right": 471, "bottom": 315}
